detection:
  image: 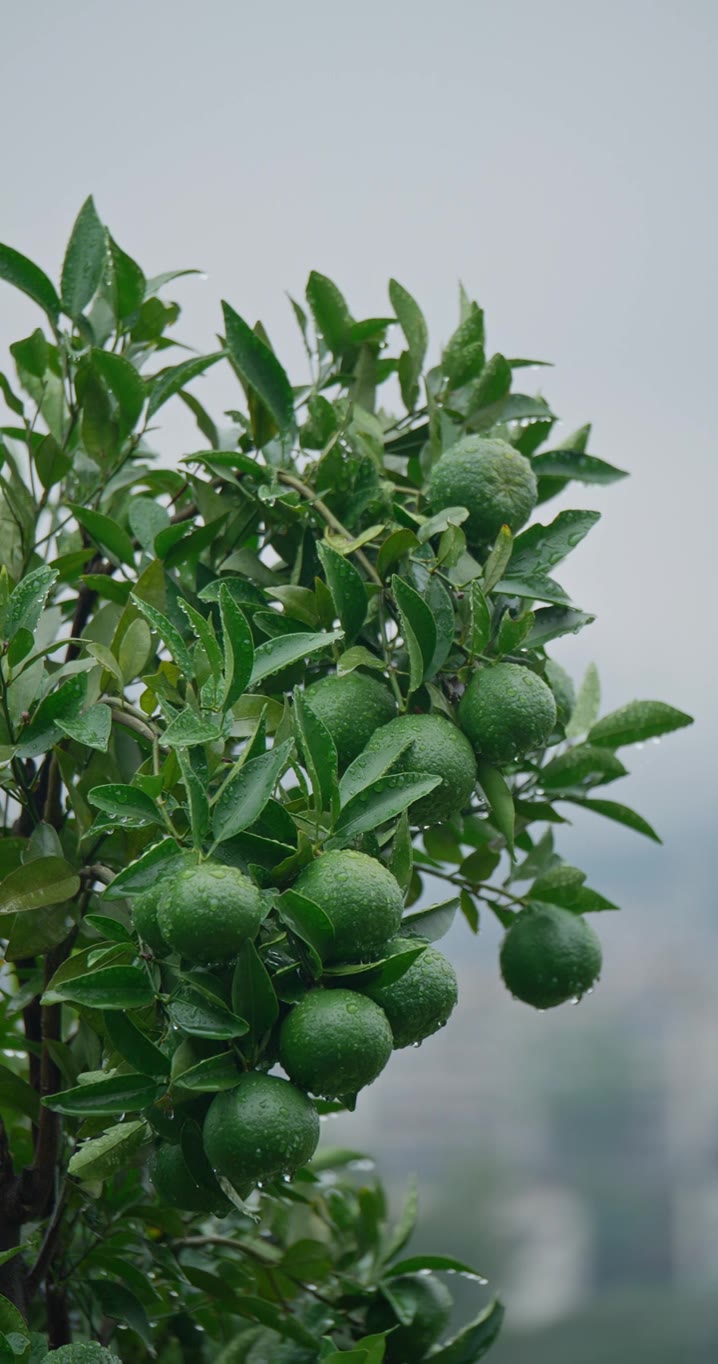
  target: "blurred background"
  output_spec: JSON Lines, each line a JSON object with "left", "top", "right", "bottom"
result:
{"left": 2, "top": 1, "right": 717, "bottom": 1356}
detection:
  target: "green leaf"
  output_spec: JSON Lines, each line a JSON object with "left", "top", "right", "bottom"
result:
{"left": 477, "top": 762, "right": 514, "bottom": 853}
{"left": 0, "top": 242, "right": 60, "bottom": 322}
{"left": 532, "top": 448, "right": 628, "bottom": 484}
{"left": 44, "top": 966, "right": 154, "bottom": 1010}
{"left": 169, "top": 984, "right": 248, "bottom": 1040}
{"left": 104, "top": 1013, "right": 170, "bottom": 1076}
{"left": 470, "top": 580, "right": 491, "bottom": 655}
{"left": 219, "top": 584, "right": 254, "bottom": 708}
{"left": 4, "top": 565, "right": 57, "bottom": 640}
{"left": 89, "top": 1278, "right": 154, "bottom": 1350}
{"left": 71, "top": 505, "right": 134, "bottom": 566}
{"left": 481, "top": 525, "right": 513, "bottom": 592}
{"left": 390, "top": 811, "right": 413, "bottom": 894}
{"left": 390, "top": 279, "right": 428, "bottom": 411}
{"left": 278, "top": 888, "right": 335, "bottom": 964}
{"left": 61, "top": 196, "right": 106, "bottom": 317}
{"left": 0, "top": 1062, "right": 40, "bottom": 1122}
{"left": 232, "top": 941, "right": 279, "bottom": 1046}
{"left": 306, "top": 271, "right": 353, "bottom": 355}
{"left": 323, "top": 942, "right": 425, "bottom": 988}
{"left": 0, "top": 857, "right": 79, "bottom": 914}
{"left": 0, "top": 1296, "right": 29, "bottom": 1345}
{"left": 69, "top": 1119, "right": 150, "bottom": 1181}
{"left": 146, "top": 350, "right": 224, "bottom": 418}
{"left": 222, "top": 301, "right": 294, "bottom": 433}
{"left": 526, "top": 606, "right": 595, "bottom": 647}
{"left": 92, "top": 349, "right": 145, "bottom": 430}
{"left": 495, "top": 573, "right": 570, "bottom": 606}
{"left": 566, "top": 662, "right": 600, "bottom": 738}
{"left": 177, "top": 749, "right": 210, "bottom": 844}
{"left": 530, "top": 863, "right": 586, "bottom": 907}
{"left": 402, "top": 897, "right": 459, "bottom": 942}
{"left": 496, "top": 609, "right": 534, "bottom": 655}
{"left": 174, "top": 1051, "right": 240, "bottom": 1092}
{"left": 212, "top": 739, "right": 293, "bottom": 845}
{"left": 468, "top": 352, "right": 511, "bottom": 415}
{"left": 250, "top": 629, "right": 343, "bottom": 685}
{"left": 44, "top": 1074, "right": 163, "bottom": 1117}
{"left": 588, "top": 700, "right": 693, "bottom": 748}
{"left": 131, "top": 595, "right": 193, "bottom": 674}
{"left": 381, "top": 1175, "right": 418, "bottom": 1263}
{"left": 460, "top": 887, "right": 480, "bottom": 932}
{"left": 57, "top": 703, "right": 112, "bottom": 752}
{"left": 339, "top": 733, "right": 415, "bottom": 808}
{"left": 510, "top": 509, "right": 601, "bottom": 577}
{"left": 562, "top": 797, "right": 662, "bottom": 843}
{"left": 118, "top": 618, "right": 153, "bottom": 684}
{"left": 377, "top": 529, "right": 420, "bottom": 579}
{"left": 442, "top": 302, "right": 485, "bottom": 388}
{"left": 162, "top": 707, "right": 223, "bottom": 748}
{"left": 84, "top": 913, "right": 133, "bottom": 944}
{"left": 102, "top": 838, "right": 182, "bottom": 900}
{"left": 294, "top": 689, "right": 339, "bottom": 819}
{"left": 426, "top": 1299, "right": 504, "bottom": 1362}
{"left": 88, "top": 784, "right": 163, "bottom": 827}
{"left": 109, "top": 234, "right": 146, "bottom": 319}
{"left": 317, "top": 541, "right": 368, "bottom": 643}
{"left": 387, "top": 1253, "right": 485, "bottom": 1279}
{"left": 333, "top": 773, "right": 441, "bottom": 842}
{"left": 392, "top": 575, "right": 436, "bottom": 681}
{"left": 336, "top": 646, "right": 385, "bottom": 676}
{"left": 541, "top": 744, "right": 627, "bottom": 789}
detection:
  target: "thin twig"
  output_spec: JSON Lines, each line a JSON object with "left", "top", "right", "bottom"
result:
{"left": 276, "top": 471, "right": 382, "bottom": 585}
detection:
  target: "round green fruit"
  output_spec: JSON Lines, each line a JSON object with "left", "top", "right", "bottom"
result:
{"left": 157, "top": 862, "right": 262, "bottom": 964}
{"left": 428, "top": 435, "right": 537, "bottom": 545}
{"left": 294, "top": 850, "right": 404, "bottom": 964}
{"left": 303, "top": 671, "right": 396, "bottom": 770}
{"left": 500, "top": 903, "right": 602, "bottom": 1009}
{"left": 131, "top": 881, "right": 168, "bottom": 957}
{"left": 150, "top": 1140, "right": 228, "bottom": 1215}
{"left": 459, "top": 662, "right": 557, "bottom": 765}
{"left": 366, "top": 1272, "right": 452, "bottom": 1361}
{"left": 203, "top": 1073, "right": 320, "bottom": 1188}
{"left": 42, "top": 1349, "right": 121, "bottom": 1364}
{"left": 363, "top": 712, "right": 477, "bottom": 824}
{"left": 363, "top": 937, "right": 458, "bottom": 1048}
{"left": 279, "top": 989, "right": 393, "bottom": 1099}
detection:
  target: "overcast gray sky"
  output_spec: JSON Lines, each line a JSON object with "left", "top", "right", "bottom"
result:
{"left": 1, "top": 0, "right": 715, "bottom": 889}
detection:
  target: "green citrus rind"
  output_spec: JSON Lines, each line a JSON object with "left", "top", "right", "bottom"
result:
{"left": 303, "top": 671, "right": 396, "bottom": 770}
{"left": 363, "top": 712, "right": 477, "bottom": 824}
{"left": 459, "top": 662, "right": 557, "bottom": 765}
{"left": 157, "top": 862, "right": 262, "bottom": 964}
{"left": 294, "top": 849, "right": 404, "bottom": 964}
{"left": 363, "top": 937, "right": 458, "bottom": 1048}
{"left": 428, "top": 435, "right": 537, "bottom": 544}
{"left": 279, "top": 988, "right": 393, "bottom": 1098}
{"left": 203, "top": 1073, "right": 320, "bottom": 1187}
{"left": 500, "top": 903, "right": 602, "bottom": 1009}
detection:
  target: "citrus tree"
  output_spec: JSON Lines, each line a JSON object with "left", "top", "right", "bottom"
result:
{"left": 0, "top": 198, "right": 693, "bottom": 1361}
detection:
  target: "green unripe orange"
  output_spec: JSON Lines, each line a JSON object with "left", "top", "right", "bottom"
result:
{"left": 279, "top": 989, "right": 393, "bottom": 1099}
{"left": 294, "top": 850, "right": 404, "bottom": 964}
{"left": 203, "top": 1073, "right": 320, "bottom": 1188}
{"left": 366, "top": 1272, "right": 452, "bottom": 1361}
{"left": 363, "top": 937, "right": 458, "bottom": 1048}
{"left": 428, "top": 435, "right": 537, "bottom": 545}
{"left": 363, "top": 712, "right": 477, "bottom": 824}
{"left": 149, "top": 1140, "right": 228, "bottom": 1215}
{"left": 157, "top": 862, "right": 262, "bottom": 964}
{"left": 303, "top": 671, "right": 396, "bottom": 770}
{"left": 500, "top": 904, "right": 602, "bottom": 1009}
{"left": 131, "top": 881, "right": 168, "bottom": 957}
{"left": 459, "top": 662, "right": 557, "bottom": 765}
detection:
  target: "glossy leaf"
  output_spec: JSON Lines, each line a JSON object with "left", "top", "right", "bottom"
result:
{"left": 174, "top": 1052, "right": 240, "bottom": 1092}
{"left": 392, "top": 575, "right": 436, "bottom": 680}
{"left": 0, "top": 856, "right": 79, "bottom": 914}
{"left": 71, "top": 505, "right": 134, "bottom": 566}
{"left": 306, "top": 271, "right": 353, "bottom": 354}
{"left": 541, "top": 744, "right": 627, "bottom": 789}
{"left": 250, "top": 629, "right": 343, "bottom": 684}
{"left": 390, "top": 279, "right": 428, "bottom": 410}
{"left": 333, "top": 772, "right": 441, "bottom": 842}
{"left": 219, "top": 583, "right": 254, "bottom": 707}
{"left": 61, "top": 196, "right": 106, "bottom": 317}
{"left": 44, "top": 1074, "right": 163, "bottom": 1117}
{"left": 566, "top": 662, "right": 600, "bottom": 738}
{"left": 510, "top": 509, "right": 601, "bottom": 577}
{"left": 427, "top": 1299, "right": 504, "bottom": 1362}
{"left": 482, "top": 525, "right": 513, "bottom": 592}
{"left": 212, "top": 739, "right": 293, "bottom": 844}
{"left": 88, "top": 783, "right": 163, "bottom": 826}
{"left": 402, "top": 897, "right": 459, "bottom": 943}
{"left": 294, "top": 689, "right": 339, "bottom": 818}
{"left": 526, "top": 606, "right": 595, "bottom": 647}
{"left": 588, "top": 700, "right": 693, "bottom": 748}
{"left": 278, "top": 888, "right": 335, "bottom": 963}
{"left": 317, "top": 541, "right": 367, "bottom": 642}
{"left": 69, "top": 1120, "right": 150, "bottom": 1181}
{"left": 102, "top": 838, "right": 182, "bottom": 899}
{"left": 169, "top": 984, "right": 248, "bottom": 1040}
{"left": 223, "top": 301, "right": 294, "bottom": 432}
{"left": 231, "top": 941, "right": 279, "bottom": 1045}
{"left": 92, "top": 349, "right": 146, "bottom": 429}
{"left": 563, "top": 797, "right": 662, "bottom": 843}
{"left": 44, "top": 966, "right": 154, "bottom": 1010}
{"left": 4, "top": 564, "right": 57, "bottom": 640}
{"left": 0, "top": 242, "right": 61, "bottom": 322}
{"left": 477, "top": 762, "right": 514, "bottom": 853}
{"left": 104, "top": 1013, "right": 170, "bottom": 1076}
{"left": 470, "top": 580, "right": 491, "bottom": 655}
{"left": 131, "top": 595, "right": 193, "bottom": 673}
{"left": 146, "top": 350, "right": 224, "bottom": 417}
{"left": 532, "top": 448, "right": 628, "bottom": 484}
{"left": 57, "top": 702, "right": 112, "bottom": 752}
